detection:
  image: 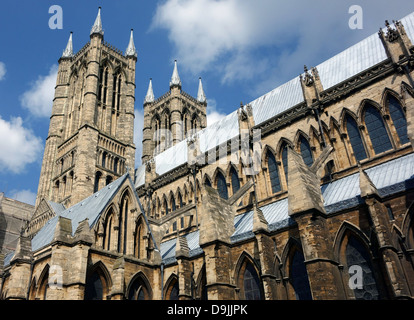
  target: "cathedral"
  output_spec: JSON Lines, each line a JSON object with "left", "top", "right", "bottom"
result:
{"left": 1, "top": 7, "right": 414, "bottom": 300}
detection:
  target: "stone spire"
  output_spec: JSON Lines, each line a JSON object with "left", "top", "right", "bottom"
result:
{"left": 144, "top": 78, "right": 155, "bottom": 104}
{"left": 90, "top": 7, "right": 104, "bottom": 36}
{"left": 170, "top": 60, "right": 181, "bottom": 88}
{"left": 125, "top": 29, "right": 137, "bottom": 58}
{"left": 62, "top": 32, "right": 73, "bottom": 58}
{"left": 197, "top": 77, "right": 206, "bottom": 103}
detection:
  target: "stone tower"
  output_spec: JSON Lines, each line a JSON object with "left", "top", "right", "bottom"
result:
{"left": 141, "top": 60, "right": 207, "bottom": 163}
{"left": 35, "top": 8, "right": 137, "bottom": 208}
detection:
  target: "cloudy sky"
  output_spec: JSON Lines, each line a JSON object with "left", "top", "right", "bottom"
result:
{"left": 0, "top": 0, "right": 413, "bottom": 205}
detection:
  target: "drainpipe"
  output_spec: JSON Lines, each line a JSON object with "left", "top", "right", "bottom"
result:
{"left": 160, "top": 261, "right": 165, "bottom": 300}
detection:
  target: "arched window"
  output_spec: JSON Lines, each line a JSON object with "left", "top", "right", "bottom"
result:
{"left": 84, "top": 270, "right": 105, "bottom": 300}
{"left": 166, "top": 278, "right": 179, "bottom": 300}
{"left": 216, "top": 172, "right": 228, "bottom": 200}
{"left": 103, "top": 209, "right": 114, "bottom": 251}
{"left": 345, "top": 236, "right": 380, "bottom": 300}
{"left": 94, "top": 171, "right": 102, "bottom": 193}
{"left": 267, "top": 150, "right": 281, "bottom": 193}
{"left": 178, "top": 191, "right": 183, "bottom": 208}
{"left": 364, "top": 105, "right": 392, "bottom": 154}
{"left": 164, "top": 198, "right": 169, "bottom": 215}
{"left": 299, "top": 136, "right": 314, "bottom": 167}
{"left": 387, "top": 96, "right": 409, "bottom": 145}
{"left": 117, "top": 194, "right": 129, "bottom": 254}
{"left": 281, "top": 143, "right": 289, "bottom": 186}
{"left": 230, "top": 167, "right": 240, "bottom": 195}
{"left": 204, "top": 176, "right": 212, "bottom": 187}
{"left": 128, "top": 276, "right": 151, "bottom": 300}
{"left": 171, "top": 194, "right": 176, "bottom": 212}
{"left": 102, "top": 151, "right": 107, "bottom": 168}
{"left": 112, "top": 73, "right": 122, "bottom": 111}
{"left": 290, "top": 249, "right": 312, "bottom": 300}
{"left": 243, "top": 263, "right": 262, "bottom": 300}
{"left": 105, "top": 175, "right": 113, "bottom": 186}
{"left": 346, "top": 115, "right": 367, "bottom": 162}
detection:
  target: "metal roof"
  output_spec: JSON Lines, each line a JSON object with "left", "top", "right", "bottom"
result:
{"left": 160, "top": 230, "right": 202, "bottom": 265}
{"left": 31, "top": 174, "right": 129, "bottom": 252}
{"left": 322, "top": 153, "right": 414, "bottom": 213}
{"left": 135, "top": 11, "right": 414, "bottom": 181}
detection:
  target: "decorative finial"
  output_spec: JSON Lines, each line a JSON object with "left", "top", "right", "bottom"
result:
{"left": 144, "top": 78, "right": 155, "bottom": 104}
{"left": 125, "top": 29, "right": 138, "bottom": 58}
{"left": 90, "top": 7, "right": 104, "bottom": 36}
{"left": 62, "top": 32, "right": 73, "bottom": 58}
{"left": 197, "top": 77, "right": 206, "bottom": 103}
{"left": 170, "top": 60, "right": 181, "bottom": 88}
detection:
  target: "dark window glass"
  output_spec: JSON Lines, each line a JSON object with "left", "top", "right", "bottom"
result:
{"left": 299, "top": 136, "right": 314, "bottom": 167}
{"left": 364, "top": 105, "right": 392, "bottom": 154}
{"left": 346, "top": 236, "right": 380, "bottom": 300}
{"left": 281, "top": 144, "right": 289, "bottom": 186}
{"left": 290, "top": 250, "right": 312, "bottom": 300}
{"left": 216, "top": 172, "right": 228, "bottom": 200}
{"left": 84, "top": 272, "right": 103, "bottom": 300}
{"left": 267, "top": 151, "right": 281, "bottom": 193}
{"left": 346, "top": 115, "right": 367, "bottom": 162}
{"left": 388, "top": 96, "right": 409, "bottom": 145}
{"left": 230, "top": 167, "right": 240, "bottom": 195}
{"left": 169, "top": 282, "right": 179, "bottom": 300}
{"left": 171, "top": 196, "right": 176, "bottom": 211}
{"left": 243, "top": 264, "right": 262, "bottom": 300}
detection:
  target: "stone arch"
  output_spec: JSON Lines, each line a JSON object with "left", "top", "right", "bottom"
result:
{"left": 164, "top": 273, "right": 179, "bottom": 300}
{"left": 233, "top": 251, "right": 264, "bottom": 300}
{"left": 402, "top": 201, "right": 414, "bottom": 250}
{"left": 84, "top": 261, "right": 112, "bottom": 300}
{"left": 333, "top": 221, "right": 383, "bottom": 300}
{"left": 126, "top": 271, "right": 153, "bottom": 300}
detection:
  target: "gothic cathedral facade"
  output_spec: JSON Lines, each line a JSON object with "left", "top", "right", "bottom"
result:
{"left": 1, "top": 8, "right": 414, "bottom": 300}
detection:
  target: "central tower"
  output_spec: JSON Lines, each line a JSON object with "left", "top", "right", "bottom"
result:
{"left": 35, "top": 8, "right": 137, "bottom": 208}
{"left": 141, "top": 61, "right": 207, "bottom": 163}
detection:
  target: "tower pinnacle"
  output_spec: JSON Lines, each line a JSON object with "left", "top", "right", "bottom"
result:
{"left": 90, "top": 7, "right": 104, "bottom": 36}
{"left": 125, "top": 29, "right": 138, "bottom": 58}
{"left": 144, "top": 78, "right": 155, "bottom": 104}
{"left": 62, "top": 32, "right": 73, "bottom": 58}
{"left": 197, "top": 77, "right": 206, "bottom": 103}
{"left": 170, "top": 60, "right": 181, "bottom": 88}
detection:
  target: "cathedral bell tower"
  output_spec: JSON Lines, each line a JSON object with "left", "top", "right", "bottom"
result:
{"left": 141, "top": 60, "right": 207, "bottom": 163}
{"left": 35, "top": 7, "right": 137, "bottom": 208}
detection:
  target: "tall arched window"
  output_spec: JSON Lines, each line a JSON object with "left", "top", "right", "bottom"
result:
{"left": 164, "top": 198, "right": 169, "bottom": 215}
{"left": 345, "top": 236, "right": 380, "bottom": 300}
{"left": 290, "top": 249, "right": 312, "bottom": 300}
{"left": 387, "top": 96, "right": 409, "bottom": 145}
{"left": 171, "top": 194, "right": 176, "bottom": 212}
{"left": 267, "top": 150, "right": 281, "bottom": 193}
{"left": 230, "top": 167, "right": 240, "bottom": 195}
{"left": 84, "top": 268, "right": 107, "bottom": 300}
{"left": 364, "top": 105, "right": 392, "bottom": 154}
{"left": 103, "top": 209, "right": 114, "bottom": 251}
{"left": 299, "top": 136, "right": 314, "bottom": 167}
{"left": 243, "top": 263, "right": 262, "bottom": 300}
{"left": 128, "top": 276, "right": 151, "bottom": 300}
{"left": 346, "top": 115, "right": 367, "bottom": 162}
{"left": 94, "top": 171, "right": 102, "bottom": 193}
{"left": 118, "top": 194, "right": 129, "bottom": 254}
{"left": 216, "top": 172, "right": 228, "bottom": 200}
{"left": 281, "top": 143, "right": 289, "bottom": 186}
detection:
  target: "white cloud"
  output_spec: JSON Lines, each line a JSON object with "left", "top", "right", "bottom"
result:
{"left": 9, "top": 189, "right": 37, "bottom": 206}
{"left": 0, "top": 116, "right": 43, "bottom": 174}
{"left": 206, "top": 98, "right": 227, "bottom": 126}
{"left": 0, "top": 62, "right": 6, "bottom": 81}
{"left": 20, "top": 64, "right": 58, "bottom": 117}
{"left": 152, "top": 0, "right": 412, "bottom": 87}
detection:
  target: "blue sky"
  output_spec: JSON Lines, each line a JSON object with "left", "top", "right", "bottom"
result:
{"left": 1, "top": 0, "right": 414, "bottom": 205}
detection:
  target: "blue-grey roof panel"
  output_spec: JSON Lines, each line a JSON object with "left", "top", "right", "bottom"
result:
{"left": 31, "top": 174, "right": 128, "bottom": 252}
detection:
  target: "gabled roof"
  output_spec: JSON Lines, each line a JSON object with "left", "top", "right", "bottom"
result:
{"left": 135, "top": 11, "right": 414, "bottom": 187}
{"left": 31, "top": 174, "right": 129, "bottom": 252}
